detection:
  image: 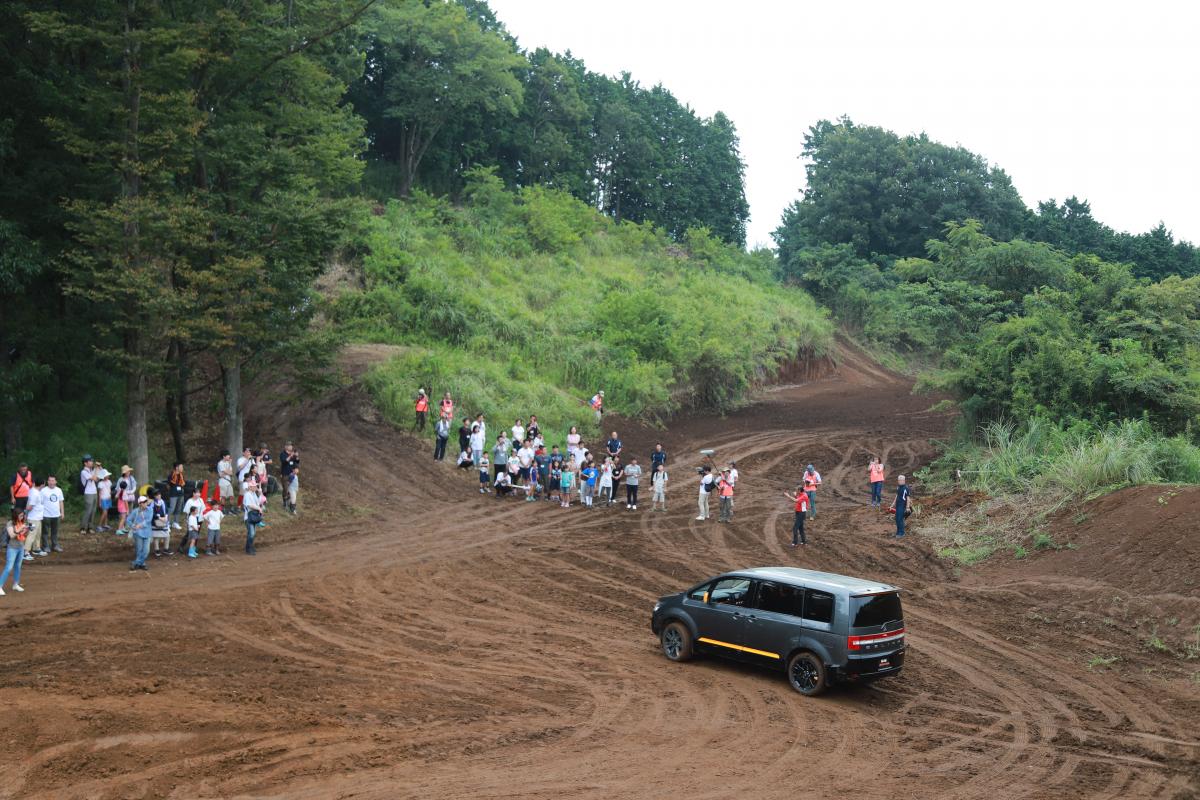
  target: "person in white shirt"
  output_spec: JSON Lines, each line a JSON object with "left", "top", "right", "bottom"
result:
{"left": 728, "top": 462, "right": 740, "bottom": 509}
{"left": 516, "top": 442, "right": 535, "bottom": 486}
{"left": 242, "top": 483, "right": 263, "bottom": 555}
{"left": 511, "top": 419, "right": 525, "bottom": 447}
{"left": 23, "top": 480, "right": 45, "bottom": 560}
{"left": 96, "top": 469, "right": 113, "bottom": 532}
{"left": 203, "top": 503, "right": 225, "bottom": 556}
{"left": 697, "top": 467, "right": 714, "bottom": 521}
{"left": 236, "top": 447, "right": 254, "bottom": 484}
{"left": 41, "top": 476, "right": 65, "bottom": 553}
{"left": 79, "top": 456, "right": 99, "bottom": 534}
{"left": 216, "top": 452, "right": 235, "bottom": 504}
{"left": 469, "top": 424, "right": 485, "bottom": 466}
{"left": 651, "top": 463, "right": 669, "bottom": 512}
{"left": 182, "top": 487, "right": 206, "bottom": 558}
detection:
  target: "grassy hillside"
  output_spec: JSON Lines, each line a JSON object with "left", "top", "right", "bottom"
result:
{"left": 330, "top": 169, "right": 833, "bottom": 437}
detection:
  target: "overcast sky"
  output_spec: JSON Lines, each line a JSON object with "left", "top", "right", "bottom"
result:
{"left": 488, "top": 0, "right": 1199, "bottom": 249}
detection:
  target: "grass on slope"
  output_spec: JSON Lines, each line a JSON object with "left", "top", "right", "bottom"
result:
{"left": 333, "top": 170, "right": 833, "bottom": 439}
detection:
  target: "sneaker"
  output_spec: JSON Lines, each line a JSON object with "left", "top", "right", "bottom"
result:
{"left": 53, "top": 546, "right": 63, "bottom": 553}
{"left": 626, "top": 504, "right": 631, "bottom": 509}
{"left": 11, "top": 584, "right": 23, "bottom": 592}
{"left": 115, "top": 529, "right": 127, "bottom": 537}
{"left": 0, "top": 586, "right": 4, "bottom": 595}
{"left": 138, "top": 564, "right": 149, "bottom": 571}
{"left": 22, "top": 554, "right": 33, "bottom": 562}
{"left": 631, "top": 505, "right": 637, "bottom": 510}
{"left": 35, "top": 550, "right": 49, "bottom": 557}
{"left": 696, "top": 516, "right": 706, "bottom": 521}
{"left": 171, "top": 522, "right": 182, "bottom": 530}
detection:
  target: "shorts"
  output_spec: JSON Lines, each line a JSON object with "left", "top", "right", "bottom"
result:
{"left": 518, "top": 467, "right": 530, "bottom": 481}
{"left": 100, "top": 499, "right": 112, "bottom": 510}
{"left": 479, "top": 472, "right": 489, "bottom": 485}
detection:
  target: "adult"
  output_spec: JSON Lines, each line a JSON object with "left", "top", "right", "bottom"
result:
{"left": 414, "top": 388, "right": 429, "bottom": 432}
{"left": 650, "top": 443, "right": 667, "bottom": 473}
{"left": 516, "top": 439, "right": 535, "bottom": 486}
{"left": 9, "top": 464, "right": 33, "bottom": 513}
{"left": 255, "top": 444, "right": 273, "bottom": 493}
{"left": 590, "top": 390, "right": 604, "bottom": 422}
{"left": 526, "top": 415, "right": 540, "bottom": 442}
{"left": 41, "top": 476, "right": 64, "bottom": 554}
{"left": 511, "top": 418, "right": 526, "bottom": 447}
{"left": 0, "top": 510, "right": 27, "bottom": 594}
{"left": 566, "top": 426, "right": 582, "bottom": 466}
{"left": 597, "top": 459, "right": 614, "bottom": 505}
{"left": 457, "top": 417, "right": 471, "bottom": 458}
{"left": 605, "top": 431, "right": 622, "bottom": 460}
{"left": 279, "top": 442, "right": 300, "bottom": 512}
{"left": 535, "top": 444, "right": 551, "bottom": 501}
{"left": 115, "top": 465, "right": 138, "bottom": 536}
{"left": 610, "top": 456, "right": 624, "bottom": 507}
{"left": 493, "top": 470, "right": 514, "bottom": 498}
{"left": 434, "top": 416, "right": 451, "bottom": 461}
{"left": 439, "top": 392, "right": 454, "bottom": 422}
{"left": 868, "top": 456, "right": 886, "bottom": 509}
{"left": 892, "top": 475, "right": 911, "bottom": 538}
{"left": 624, "top": 458, "right": 642, "bottom": 510}
{"left": 23, "top": 477, "right": 45, "bottom": 560}
{"left": 243, "top": 481, "right": 263, "bottom": 555}
{"left": 469, "top": 424, "right": 485, "bottom": 467}
{"left": 491, "top": 434, "right": 509, "bottom": 480}
{"left": 717, "top": 469, "right": 735, "bottom": 523}
{"left": 79, "top": 455, "right": 99, "bottom": 535}
{"left": 802, "top": 464, "right": 822, "bottom": 520}
{"left": 474, "top": 413, "right": 486, "bottom": 442}
{"left": 697, "top": 467, "right": 714, "bottom": 521}
{"left": 236, "top": 447, "right": 255, "bottom": 486}
{"left": 216, "top": 451, "right": 235, "bottom": 505}
{"left": 167, "top": 462, "right": 186, "bottom": 530}
{"left": 784, "top": 486, "right": 811, "bottom": 546}
{"left": 127, "top": 495, "right": 153, "bottom": 571}
{"left": 651, "top": 463, "right": 668, "bottom": 512}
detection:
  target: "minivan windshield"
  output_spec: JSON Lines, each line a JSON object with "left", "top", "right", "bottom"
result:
{"left": 850, "top": 593, "right": 902, "bottom": 629}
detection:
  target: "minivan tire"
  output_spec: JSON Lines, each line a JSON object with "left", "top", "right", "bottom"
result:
{"left": 660, "top": 621, "right": 694, "bottom": 662}
{"left": 787, "top": 651, "right": 827, "bottom": 696}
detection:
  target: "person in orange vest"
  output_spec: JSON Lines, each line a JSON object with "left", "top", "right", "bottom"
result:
{"left": 413, "top": 388, "right": 430, "bottom": 432}
{"left": 9, "top": 464, "right": 33, "bottom": 513}
{"left": 784, "top": 485, "right": 811, "bottom": 546}
{"left": 439, "top": 392, "right": 454, "bottom": 422}
{"left": 590, "top": 390, "right": 604, "bottom": 422}
{"left": 802, "top": 464, "right": 821, "bottom": 520}
{"left": 868, "top": 456, "right": 886, "bottom": 509}
{"left": 717, "top": 469, "right": 735, "bottom": 522}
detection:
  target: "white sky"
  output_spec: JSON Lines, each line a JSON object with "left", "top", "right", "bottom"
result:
{"left": 489, "top": 0, "right": 1200, "bottom": 249}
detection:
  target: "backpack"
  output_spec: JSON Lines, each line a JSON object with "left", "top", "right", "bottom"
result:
{"left": 703, "top": 477, "right": 717, "bottom": 493}
{"left": 77, "top": 471, "right": 86, "bottom": 495}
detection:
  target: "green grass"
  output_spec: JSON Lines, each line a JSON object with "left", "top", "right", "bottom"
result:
{"left": 937, "top": 541, "right": 996, "bottom": 566}
{"left": 1086, "top": 655, "right": 1118, "bottom": 670}
{"left": 335, "top": 174, "right": 833, "bottom": 436}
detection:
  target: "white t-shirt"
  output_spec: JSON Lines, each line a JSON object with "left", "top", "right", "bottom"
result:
{"left": 25, "top": 487, "right": 44, "bottom": 521}
{"left": 187, "top": 512, "right": 200, "bottom": 532}
{"left": 243, "top": 491, "right": 261, "bottom": 521}
{"left": 42, "top": 487, "right": 64, "bottom": 518}
{"left": 512, "top": 425, "right": 525, "bottom": 444}
{"left": 699, "top": 474, "right": 713, "bottom": 496}
{"left": 517, "top": 447, "right": 534, "bottom": 468}
{"left": 98, "top": 477, "right": 112, "bottom": 501}
{"left": 470, "top": 430, "right": 485, "bottom": 451}
{"left": 81, "top": 467, "right": 97, "bottom": 495}
{"left": 204, "top": 508, "right": 224, "bottom": 530}
{"left": 237, "top": 456, "right": 253, "bottom": 481}
{"left": 183, "top": 497, "right": 206, "bottom": 518}
{"left": 729, "top": 468, "right": 739, "bottom": 486}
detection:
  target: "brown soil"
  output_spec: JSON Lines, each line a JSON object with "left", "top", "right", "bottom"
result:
{"left": 0, "top": 347, "right": 1196, "bottom": 799}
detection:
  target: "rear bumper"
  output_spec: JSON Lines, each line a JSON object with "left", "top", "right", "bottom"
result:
{"left": 837, "top": 649, "right": 905, "bottom": 681}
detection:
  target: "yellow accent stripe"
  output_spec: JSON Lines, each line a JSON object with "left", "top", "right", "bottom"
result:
{"left": 698, "top": 637, "right": 780, "bottom": 659}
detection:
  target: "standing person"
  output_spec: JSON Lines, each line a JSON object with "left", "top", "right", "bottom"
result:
{"left": 203, "top": 501, "right": 225, "bottom": 555}
{"left": 149, "top": 489, "right": 170, "bottom": 557}
{"left": 650, "top": 443, "right": 667, "bottom": 474}
{"left": 469, "top": 424, "right": 485, "bottom": 467}
{"left": 535, "top": 444, "right": 551, "bottom": 502}
{"left": 697, "top": 467, "right": 714, "bottom": 521}
{"left": 457, "top": 417, "right": 472, "bottom": 458}
{"left": 181, "top": 487, "right": 205, "bottom": 556}
{"left": 115, "top": 465, "right": 138, "bottom": 536}
{"left": 78, "top": 455, "right": 99, "bottom": 535}
{"left": 242, "top": 481, "right": 263, "bottom": 555}
{"left": 611, "top": 456, "right": 624, "bottom": 507}
{"left": 783, "top": 486, "right": 811, "bottom": 546}
{"left": 9, "top": 464, "right": 33, "bottom": 513}
{"left": 892, "top": 475, "right": 911, "bottom": 538}
{"left": 559, "top": 458, "right": 575, "bottom": 507}
{"left": 590, "top": 390, "right": 604, "bottom": 422}
{"left": 216, "top": 451, "right": 235, "bottom": 506}
{"left": 278, "top": 443, "right": 300, "bottom": 501}
{"left": 566, "top": 426, "right": 582, "bottom": 466}
{"left": 597, "top": 459, "right": 613, "bottom": 505}
{"left": 526, "top": 415, "right": 541, "bottom": 443}
{"left": 651, "top": 463, "right": 668, "bottom": 511}
{"left": 605, "top": 431, "right": 622, "bottom": 461}
{"left": 802, "top": 464, "right": 822, "bottom": 520}
{"left": 41, "top": 476, "right": 64, "bottom": 554}
{"left": 868, "top": 456, "right": 886, "bottom": 509}
{"left": 434, "top": 415, "right": 451, "bottom": 461}
{"left": 285, "top": 466, "right": 300, "bottom": 515}
{"left": 23, "top": 477, "right": 45, "bottom": 560}
{"left": 477, "top": 453, "right": 491, "bottom": 494}
{"left": 439, "top": 392, "right": 454, "bottom": 422}
{"left": 511, "top": 418, "right": 526, "bottom": 447}
{"left": 580, "top": 461, "right": 598, "bottom": 508}
{"left": 717, "top": 469, "right": 735, "bottom": 523}
{"left": 491, "top": 434, "right": 509, "bottom": 481}
{"left": 517, "top": 439, "right": 535, "bottom": 487}
{"left": 167, "top": 463, "right": 186, "bottom": 530}
{"left": 624, "top": 458, "right": 642, "bottom": 510}
{"left": 96, "top": 468, "right": 113, "bottom": 532}
{"left": 474, "top": 413, "right": 487, "bottom": 443}
{"left": 413, "top": 388, "right": 429, "bottom": 432}
{"left": 0, "top": 510, "right": 28, "bottom": 594}
{"left": 127, "top": 495, "right": 153, "bottom": 571}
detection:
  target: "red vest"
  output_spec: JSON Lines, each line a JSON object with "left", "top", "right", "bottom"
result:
{"left": 11, "top": 471, "right": 32, "bottom": 498}
{"left": 415, "top": 395, "right": 429, "bottom": 412}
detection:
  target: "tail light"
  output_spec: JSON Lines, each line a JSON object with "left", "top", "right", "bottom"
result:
{"left": 847, "top": 628, "right": 905, "bottom": 651}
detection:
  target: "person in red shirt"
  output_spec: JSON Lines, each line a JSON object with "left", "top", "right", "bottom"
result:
{"left": 784, "top": 486, "right": 811, "bottom": 546}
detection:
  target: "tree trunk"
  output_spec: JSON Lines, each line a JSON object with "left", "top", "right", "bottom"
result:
{"left": 165, "top": 340, "right": 185, "bottom": 463}
{"left": 126, "top": 344, "right": 150, "bottom": 485}
{"left": 177, "top": 347, "right": 191, "bottom": 432}
{"left": 220, "top": 355, "right": 243, "bottom": 458}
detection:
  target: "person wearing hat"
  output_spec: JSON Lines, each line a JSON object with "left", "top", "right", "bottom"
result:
{"left": 115, "top": 465, "right": 138, "bottom": 536}
{"left": 413, "top": 388, "right": 429, "bottom": 432}
{"left": 127, "top": 495, "right": 154, "bottom": 571}
{"left": 590, "top": 390, "right": 605, "bottom": 422}
{"left": 717, "top": 468, "right": 735, "bottom": 522}
{"left": 802, "top": 464, "right": 822, "bottom": 520}
{"left": 79, "top": 455, "right": 99, "bottom": 535}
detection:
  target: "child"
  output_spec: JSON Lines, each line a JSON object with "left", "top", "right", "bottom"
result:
{"left": 559, "top": 462, "right": 575, "bottom": 508}
{"left": 184, "top": 502, "right": 202, "bottom": 558}
{"left": 286, "top": 467, "right": 299, "bottom": 514}
{"left": 581, "top": 464, "right": 598, "bottom": 508}
{"left": 150, "top": 489, "right": 170, "bottom": 555}
{"left": 598, "top": 460, "right": 613, "bottom": 506}
{"left": 456, "top": 449, "right": 474, "bottom": 470}
{"left": 525, "top": 466, "right": 539, "bottom": 502}
{"left": 96, "top": 469, "right": 113, "bottom": 532}
{"left": 204, "top": 502, "right": 225, "bottom": 555}
{"left": 550, "top": 463, "right": 563, "bottom": 504}
{"left": 115, "top": 465, "right": 137, "bottom": 536}
{"left": 478, "top": 453, "right": 491, "bottom": 494}
{"left": 652, "top": 463, "right": 669, "bottom": 512}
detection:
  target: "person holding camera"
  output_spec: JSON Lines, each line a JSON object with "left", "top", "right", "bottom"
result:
{"left": 696, "top": 466, "right": 714, "bottom": 521}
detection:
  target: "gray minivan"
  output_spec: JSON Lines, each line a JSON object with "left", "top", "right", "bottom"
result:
{"left": 650, "top": 566, "right": 905, "bottom": 695}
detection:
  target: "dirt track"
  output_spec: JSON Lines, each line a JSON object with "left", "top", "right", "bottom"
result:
{"left": 0, "top": 346, "right": 1196, "bottom": 800}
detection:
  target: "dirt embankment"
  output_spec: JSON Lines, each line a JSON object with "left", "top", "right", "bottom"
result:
{"left": 0, "top": 345, "right": 1194, "bottom": 800}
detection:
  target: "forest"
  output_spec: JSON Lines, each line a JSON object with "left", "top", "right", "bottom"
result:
{"left": 3, "top": 0, "right": 1199, "bottom": 500}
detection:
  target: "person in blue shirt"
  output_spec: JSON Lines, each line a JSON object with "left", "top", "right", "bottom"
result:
{"left": 892, "top": 475, "right": 910, "bottom": 538}
{"left": 580, "top": 464, "right": 598, "bottom": 508}
{"left": 650, "top": 443, "right": 666, "bottom": 472}
{"left": 127, "top": 495, "right": 154, "bottom": 571}
{"left": 605, "top": 432, "right": 622, "bottom": 460}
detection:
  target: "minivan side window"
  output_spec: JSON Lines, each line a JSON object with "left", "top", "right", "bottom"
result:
{"left": 803, "top": 589, "right": 834, "bottom": 624}
{"left": 709, "top": 578, "right": 752, "bottom": 607}
{"left": 753, "top": 581, "right": 804, "bottom": 617}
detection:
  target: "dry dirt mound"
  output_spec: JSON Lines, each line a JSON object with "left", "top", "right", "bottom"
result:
{"left": 0, "top": 350, "right": 1195, "bottom": 800}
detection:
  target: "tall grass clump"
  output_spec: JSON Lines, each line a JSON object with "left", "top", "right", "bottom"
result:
{"left": 334, "top": 169, "right": 834, "bottom": 434}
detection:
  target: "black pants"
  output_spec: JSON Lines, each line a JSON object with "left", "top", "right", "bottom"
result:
{"left": 42, "top": 517, "right": 60, "bottom": 549}
{"left": 434, "top": 436, "right": 448, "bottom": 460}
{"left": 414, "top": 410, "right": 426, "bottom": 431}
{"left": 792, "top": 512, "right": 806, "bottom": 545}
{"left": 626, "top": 484, "right": 639, "bottom": 506}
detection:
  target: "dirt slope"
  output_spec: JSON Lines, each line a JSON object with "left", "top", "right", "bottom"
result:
{"left": 0, "top": 346, "right": 1195, "bottom": 800}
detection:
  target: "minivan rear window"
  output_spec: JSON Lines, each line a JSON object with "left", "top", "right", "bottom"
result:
{"left": 851, "top": 593, "right": 902, "bottom": 629}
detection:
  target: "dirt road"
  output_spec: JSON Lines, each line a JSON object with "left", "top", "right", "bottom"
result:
{"left": 0, "top": 347, "right": 1195, "bottom": 799}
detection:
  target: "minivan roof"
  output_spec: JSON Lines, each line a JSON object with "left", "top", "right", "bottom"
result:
{"left": 729, "top": 566, "right": 899, "bottom": 595}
